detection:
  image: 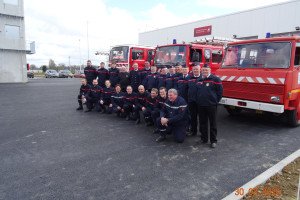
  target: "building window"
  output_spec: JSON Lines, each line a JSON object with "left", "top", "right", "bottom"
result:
{"left": 3, "top": 0, "right": 19, "bottom": 5}
{"left": 5, "top": 25, "right": 20, "bottom": 39}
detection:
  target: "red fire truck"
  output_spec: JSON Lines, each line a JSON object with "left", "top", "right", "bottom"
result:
{"left": 108, "top": 45, "right": 155, "bottom": 70}
{"left": 154, "top": 40, "right": 225, "bottom": 73}
{"left": 216, "top": 36, "right": 300, "bottom": 126}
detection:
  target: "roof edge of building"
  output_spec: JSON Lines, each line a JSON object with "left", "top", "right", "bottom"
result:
{"left": 139, "top": 0, "right": 297, "bottom": 35}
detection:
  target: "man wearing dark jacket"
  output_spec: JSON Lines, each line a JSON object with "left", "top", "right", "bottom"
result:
{"left": 109, "top": 62, "right": 120, "bottom": 87}
{"left": 97, "top": 62, "right": 109, "bottom": 87}
{"left": 84, "top": 60, "right": 97, "bottom": 85}
{"left": 187, "top": 65, "right": 201, "bottom": 136}
{"left": 144, "top": 88, "right": 158, "bottom": 126}
{"left": 99, "top": 80, "right": 114, "bottom": 114}
{"left": 111, "top": 84, "right": 125, "bottom": 117}
{"left": 118, "top": 66, "right": 130, "bottom": 92}
{"left": 129, "top": 63, "right": 142, "bottom": 92}
{"left": 156, "top": 88, "right": 188, "bottom": 143}
{"left": 140, "top": 61, "right": 151, "bottom": 82}
{"left": 176, "top": 67, "right": 190, "bottom": 102}
{"left": 152, "top": 87, "right": 167, "bottom": 133}
{"left": 123, "top": 85, "right": 137, "bottom": 120}
{"left": 76, "top": 79, "right": 91, "bottom": 110}
{"left": 85, "top": 79, "right": 102, "bottom": 112}
{"left": 157, "top": 67, "right": 167, "bottom": 89}
{"left": 165, "top": 67, "right": 176, "bottom": 91}
{"left": 143, "top": 65, "right": 158, "bottom": 92}
{"left": 134, "top": 85, "right": 149, "bottom": 124}
{"left": 196, "top": 65, "right": 223, "bottom": 148}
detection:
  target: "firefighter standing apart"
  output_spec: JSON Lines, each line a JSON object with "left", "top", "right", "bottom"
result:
{"left": 196, "top": 65, "right": 223, "bottom": 148}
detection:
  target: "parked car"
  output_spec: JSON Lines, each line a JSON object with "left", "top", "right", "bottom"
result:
{"left": 58, "top": 70, "right": 73, "bottom": 78}
{"left": 74, "top": 70, "right": 85, "bottom": 78}
{"left": 27, "top": 71, "right": 34, "bottom": 78}
{"left": 45, "top": 70, "right": 59, "bottom": 78}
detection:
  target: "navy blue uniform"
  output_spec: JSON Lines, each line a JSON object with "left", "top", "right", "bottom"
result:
{"left": 97, "top": 68, "right": 109, "bottom": 87}
{"left": 143, "top": 73, "right": 158, "bottom": 91}
{"left": 196, "top": 74, "right": 223, "bottom": 144}
{"left": 134, "top": 91, "right": 149, "bottom": 120}
{"left": 100, "top": 86, "right": 114, "bottom": 113}
{"left": 86, "top": 85, "right": 102, "bottom": 111}
{"left": 157, "top": 74, "right": 167, "bottom": 89}
{"left": 119, "top": 72, "right": 130, "bottom": 92}
{"left": 140, "top": 68, "right": 151, "bottom": 83}
{"left": 77, "top": 84, "right": 91, "bottom": 108}
{"left": 176, "top": 74, "right": 190, "bottom": 102}
{"left": 129, "top": 70, "right": 142, "bottom": 92}
{"left": 187, "top": 74, "right": 201, "bottom": 135}
{"left": 111, "top": 91, "right": 125, "bottom": 116}
{"left": 152, "top": 96, "right": 167, "bottom": 129}
{"left": 109, "top": 68, "right": 120, "bottom": 87}
{"left": 143, "top": 95, "right": 158, "bottom": 125}
{"left": 158, "top": 96, "right": 188, "bottom": 143}
{"left": 123, "top": 92, "right": 137, "bottom": 118}
{"left": 165, "top": 74, "right": 175, "bottom": 91}
{"left": 84, "top": 66, "right": 97, "bottom": 85}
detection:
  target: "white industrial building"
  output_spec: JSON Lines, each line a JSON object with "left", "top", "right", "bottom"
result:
{"left": 139, "top": 0, "right": 300, "bottom": 46}
{"left": 0, "top": 0, "right": 34, "bottom": 83}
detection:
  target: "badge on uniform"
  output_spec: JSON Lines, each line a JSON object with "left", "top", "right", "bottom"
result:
{"left": 206, "top": 83, "right": 210, "bottom": 87}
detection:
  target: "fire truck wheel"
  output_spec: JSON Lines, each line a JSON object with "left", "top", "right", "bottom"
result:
{"left": 224, "top": 106, "right": 242, "bottom": 116}
{"left": 286, "top": 110, "right": 300, "bottom": 127}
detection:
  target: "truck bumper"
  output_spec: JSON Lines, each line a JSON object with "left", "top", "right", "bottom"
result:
{"left": 220, "top": 97, "right": 285, "bottom": 114}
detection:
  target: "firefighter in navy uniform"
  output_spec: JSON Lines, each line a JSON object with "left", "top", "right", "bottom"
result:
{"left": 118, "top": 66, "right": 130, "bottom": 92}
{"left": 134, "top": 85, "right": 149, "bottom": 124}
{"left": 140, "top": 61, "right": 151, "bottom": 82}
{"left": 109, "top": 62, "right": 120, "bottom": 87}
{"left": 156, "top": 89, "right": 188, "bottom": 143}
{"left": 165, "top": 67, "right": 176, "bottom": 91}
{"left": 99, "top": 80, "right": 114, "bottom": 114}
{"left": 196, "top": 65, "right": 223, "bottom": 148}
{"left": 143, "top": 88, "right": 158, "bottom": 126}
{"left": 176, "top": 67, "right": 190, "bottom": 102}
{"left": 85, "top": 79, "right": 102, "bottom": 112}
{"left": 111, "top": 84, "right": 125, "bottom": 117}
{"left": 97, "top": 62, "right": 109, "bottom": 87}
{"left": 173, "top": 64, "right": 183, "bottom": 88}
{"left": 143, "top": 65, "right": 158, "bottom": 92}
{"left": 76, "top": 79, "right": 91, "bottom": 110}
{"left": 84, "top": 60, "right": 97, "bottom": 86}
{"left": 187, "top": 65, "right": 201, "bottom": 136}
{"left": 123, "top": 85, "right": 137, "bottom": 120}
{"left": 152, "top": 87, "right": 168, "bottom": 133}
{"left": 157, "top": 67, "right": 167, "bottom": 89}
{"left": 129, "top": 63, "right": 142, "bottom": 92}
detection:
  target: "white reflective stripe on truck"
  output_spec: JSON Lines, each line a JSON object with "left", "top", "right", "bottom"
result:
{"left": 220, "top": 97, "right": 285, "bottom": 113}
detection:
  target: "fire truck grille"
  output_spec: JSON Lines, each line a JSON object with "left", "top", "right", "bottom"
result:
{"left": 222, "top": 82, "right": 285, "bottom": 103}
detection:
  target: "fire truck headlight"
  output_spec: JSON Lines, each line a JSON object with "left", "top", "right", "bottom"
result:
{"left": 270, "top": 96, "right": 280, "bottom": 103}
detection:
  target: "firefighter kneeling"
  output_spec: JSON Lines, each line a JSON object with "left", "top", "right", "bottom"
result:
{"left": 156, "top": 88, "right": 188, "bottom": 143}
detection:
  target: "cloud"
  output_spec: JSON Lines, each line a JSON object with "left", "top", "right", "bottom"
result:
{"left": 25, "top": 0, "right": 289, "bottom": 66}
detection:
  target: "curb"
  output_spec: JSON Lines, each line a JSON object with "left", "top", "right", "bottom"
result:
{"left": 222, "top": 149, "right": 300, "bottom": 200}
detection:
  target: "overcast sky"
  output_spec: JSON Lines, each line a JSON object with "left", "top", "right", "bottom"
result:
{"left": 24, "top": 0, "right": 289, "bottom": 67}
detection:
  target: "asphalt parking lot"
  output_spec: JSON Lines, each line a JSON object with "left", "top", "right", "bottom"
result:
{"left": 0, "top": 78, "right": 299, "bottom": 200}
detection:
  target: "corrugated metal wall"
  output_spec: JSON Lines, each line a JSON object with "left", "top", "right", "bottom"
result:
{"left": 139, "top": 1, "right": 300, "bottom": 46}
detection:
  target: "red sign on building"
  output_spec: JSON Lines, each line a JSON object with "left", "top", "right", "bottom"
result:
{"left": 194, "top": 25, "right": 212, "bottom": 37}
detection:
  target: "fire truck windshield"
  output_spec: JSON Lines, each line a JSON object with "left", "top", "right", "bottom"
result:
{"left": 222, "top": 42, "right": 291, "bottom": 69}
{"left": 109, "top": 46, "right": 129, "bottom": 62}
{"left": 154, "top": 45, "right": 186, "bottom": 67}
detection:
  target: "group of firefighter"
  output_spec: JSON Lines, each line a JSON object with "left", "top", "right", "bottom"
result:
{"left": 76, "top": 60, "right": 223, "bottom": 147}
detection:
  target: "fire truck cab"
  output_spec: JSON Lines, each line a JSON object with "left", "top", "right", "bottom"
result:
{"left": 109, "top": 45, "right": 154, "bottom": 71}
{"left": 154, "top": 41, "right": 224, "bottom": 73}
{"left": 216, "top": 36, "right": 300, "bottom": 126}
